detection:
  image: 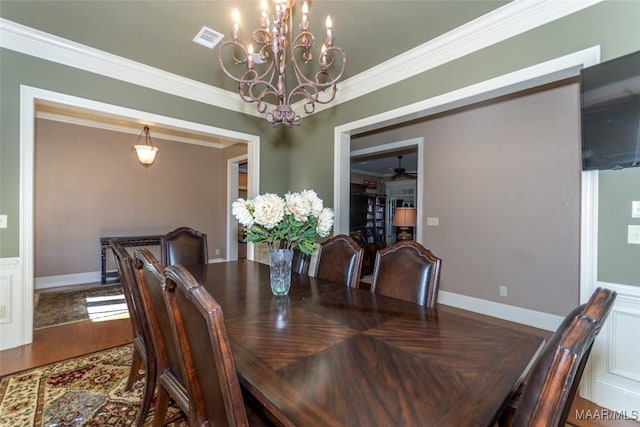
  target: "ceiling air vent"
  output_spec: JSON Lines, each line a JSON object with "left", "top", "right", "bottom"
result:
{"left": 193, "top": 26, "right": 224, "bottom": 49}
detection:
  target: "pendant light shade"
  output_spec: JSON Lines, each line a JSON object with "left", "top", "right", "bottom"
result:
{"left": 133, "top": 125, "right": 158, "bottom": 167}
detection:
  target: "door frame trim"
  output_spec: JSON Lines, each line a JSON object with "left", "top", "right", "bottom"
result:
{"left": 18, "top": 85, "right": 260, "bottom": 347}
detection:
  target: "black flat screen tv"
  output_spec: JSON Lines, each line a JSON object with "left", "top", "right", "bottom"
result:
{"left": 580, "top": 50, "right": 640, "bottom": 170}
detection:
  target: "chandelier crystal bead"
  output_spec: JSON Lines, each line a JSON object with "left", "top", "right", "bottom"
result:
{"left": 218, "top": 0, "right": 347, "bottom": 127}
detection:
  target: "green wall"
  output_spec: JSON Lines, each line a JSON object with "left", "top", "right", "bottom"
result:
{"left": 599, "top": 168, "right": 640, "bottom": 287}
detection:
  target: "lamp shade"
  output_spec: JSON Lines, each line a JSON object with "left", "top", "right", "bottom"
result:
{"left": 393, "top": 207, "right": 417, "bottom": 227}
{"left": 132, "top": 125, "right": 158, "bottom": 167}
{"left": 133, "top": 144, "right": 158, "bottom": 166}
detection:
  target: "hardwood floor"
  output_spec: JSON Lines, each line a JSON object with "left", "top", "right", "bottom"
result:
{"left": 0, "top": 306, "right": 636, "bottom": 426}
{"left": 0, "top": 317, "right": 132, "bottom": 376}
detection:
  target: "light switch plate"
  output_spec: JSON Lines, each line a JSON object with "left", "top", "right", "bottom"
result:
{"left": 632, "top": 201, "right": 640, "bottom": 219}
{"left": 427, "top": 217, "right": 439, "bottom": 226}
{"left": 628, "top": 225, "right": 640, "bottom": 245}
{"left": 0, "top": 215, "right": 7, "bottom": 229}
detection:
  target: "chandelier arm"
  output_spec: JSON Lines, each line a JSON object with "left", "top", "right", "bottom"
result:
{"left": 251, "top": 27, "right": 272, "bottom": 46}
{"left": 218, "top": 40, "right": 275, "bottom": 85}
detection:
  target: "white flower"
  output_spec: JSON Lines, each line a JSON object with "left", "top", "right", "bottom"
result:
{"left": 301, "top": 189, "right": 323, "bottom": 216}
{"left": 316, "top": 207, "right": 334, "bottom": 237}
{"left": 230, "top": 189, "right": 333, "bottom": 254}
{"left": 231, "top": 199, "right": 254, "bottom": 227}
{"left": 285, "top": 191, "right": 311, "bottom": 222}
{"left": 252, "top": 193, "right": 285, "bottom": 229}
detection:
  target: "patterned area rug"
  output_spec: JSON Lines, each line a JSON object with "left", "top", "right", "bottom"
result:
{"left": 34, "top": 284, "right": 129, "bottom": 329}
{"left": 0, "top": 344, "right": 186, "bottom": 426}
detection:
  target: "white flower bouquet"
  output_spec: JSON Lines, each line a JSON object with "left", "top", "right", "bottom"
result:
{"left": 232, "top": 189, "right": 334, "bottom": 255}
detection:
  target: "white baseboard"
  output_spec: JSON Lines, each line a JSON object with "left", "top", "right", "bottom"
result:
{"left": 35, "top": 271, "right": 103, "bottom": 290}
{"left": 439, "top": 290, "right": 564, "bottom": 332}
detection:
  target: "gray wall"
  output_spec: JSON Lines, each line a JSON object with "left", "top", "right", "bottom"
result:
{"left": 598, "top": 168, "right": 640, "bottom": 286}
{"left": 353, "top": 82, "right": 581, "bottom": 315}
{"left": 34, "top": 119, "right": 246, "bottom": 277}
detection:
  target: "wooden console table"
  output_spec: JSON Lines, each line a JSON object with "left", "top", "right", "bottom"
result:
{"left": 100, "top": 235, "right": 161, "bottom": 284}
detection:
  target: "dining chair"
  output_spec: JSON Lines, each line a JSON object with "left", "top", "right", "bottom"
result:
{"left": 133, "top": 248, "right": 188, "bottom": 426}
{"left": 163, "top": 264, "right": 271, "bottom": 426}
{"left": 291, "top": 249, "right": 310, "bottom": 275}
{"left": 110, "top": 240, "right": 156, "bottom": 427}
{"left": 500, "top": 287, "right": 616, "bottom": 427}
{"left": 161, "top": 226, "right": 208, "bottom": 267}
{"left": 370, "top": 240, "right": 442, "bottom": 308}
{"left": 315, "top": 234, "right": 364, "bottom": 288}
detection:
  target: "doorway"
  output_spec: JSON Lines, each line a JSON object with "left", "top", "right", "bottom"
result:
{"left": 227, "top": 156, "right": 249, "bottom": 261}
{"left": 349, "top": 138, "right": 424, "bottom": 244}
{"left": 12, "top": 86, "right": 260, "bottom": 350}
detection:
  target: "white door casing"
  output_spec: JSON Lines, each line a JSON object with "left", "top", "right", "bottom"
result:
{"left": 580, "top": 171, "right": 640, "bottom": 416}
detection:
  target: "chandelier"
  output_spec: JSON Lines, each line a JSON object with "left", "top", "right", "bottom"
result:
{"left": 218, "top": 0, "right": 347, "bottom": 127}
{"left": 132, "top": 125, "right": 158, "bottom": 168}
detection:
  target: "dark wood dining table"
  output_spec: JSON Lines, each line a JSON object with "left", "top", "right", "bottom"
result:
{"left": 186, "top": 260, "right": 545, "bottom": 427}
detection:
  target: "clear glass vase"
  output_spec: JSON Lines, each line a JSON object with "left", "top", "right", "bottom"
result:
{"left": 268, "top": 249, "right": 293, "bottom": 296}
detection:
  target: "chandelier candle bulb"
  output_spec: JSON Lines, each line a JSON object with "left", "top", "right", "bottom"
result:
{"left": 247, "top": 44, "right": 254, "bottom": 68}
{"left": 232, "top": 9, "right": 240, "bottom": 40}
{"left": 260, "top": 0, "right": 268, "bottom": 28}
{"left": 320, "top": 44, "right": 327, "bottom": 68}
{"left": 301, "top": 1, "right": 309, "bottom": 30}
{"left": 325, "top": 16, "right": 333, "bottom": 45}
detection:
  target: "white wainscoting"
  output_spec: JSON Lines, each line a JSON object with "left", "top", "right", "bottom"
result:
{"left": 586, "top": 281, "right": 640, "bottom": 416}
{"left": 0, "top": 257, "right": 29, "bottom": 351}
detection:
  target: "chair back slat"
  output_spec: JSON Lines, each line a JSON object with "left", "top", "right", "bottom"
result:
{"left": 370, "top": 241, "right": 442, "bottom": 308}
{"left": 110, "top": 240, "right": 156, "bottom": 425}
{"left": 316, "top": 234, "right": 364, "bottom": 288}
{"left": 133, "top": 248, "right": 189, "bottom": 417}
{"left": 161, "top": 226, "right": 208, "bottom": 267}
{"left": 291, "top": 249, "right": 310, "bottom": 275}
{"left": 164, "top": 264, "right": 250, "bottom": 427}
{"left": 510, "top": 287, "right": 616, "bottom": 427}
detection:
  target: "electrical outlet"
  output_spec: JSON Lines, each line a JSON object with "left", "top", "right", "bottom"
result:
{"left": 499, "top": 286, "right": 508, "bottom": 297}
{"left": 0, "top": 215, "right": 7, "bottom": 229}
{"left": 215, "top": 249, "right": 220, "bottom": 256}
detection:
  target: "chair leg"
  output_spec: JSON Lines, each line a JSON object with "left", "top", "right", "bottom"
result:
{"left": 153, "top": 385, "right": 170, "bottom": 427}
{"left": 126, "top": 349, "right": 143, "bottom": 390}
{"left": 134, "top": 358, "right": 157, "bottom": 427}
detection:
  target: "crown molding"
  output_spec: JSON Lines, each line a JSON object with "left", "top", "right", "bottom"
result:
{"left": 298, "top": 0, "right": 603, "bottom": 114}
{"left": 1, "top": 0, "right": 602, "bottom": 118}
{"left": 0, "top": 17, "right": 261, "bottom": 119}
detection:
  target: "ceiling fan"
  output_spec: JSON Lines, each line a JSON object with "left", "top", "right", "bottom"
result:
{"left": 392, "top": 155, "right": 417, "bottom": 180}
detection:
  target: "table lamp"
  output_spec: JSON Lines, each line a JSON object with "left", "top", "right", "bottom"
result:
{"left": 393, "top": 207, "right": 416, "bottom": 240}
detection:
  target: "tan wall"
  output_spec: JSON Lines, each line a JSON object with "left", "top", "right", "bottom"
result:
{"left": 352, "top": 81, "right": 580, "bottom": 316}
{"left": 34, "top": 119, "right": 246, "bottom": 278}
